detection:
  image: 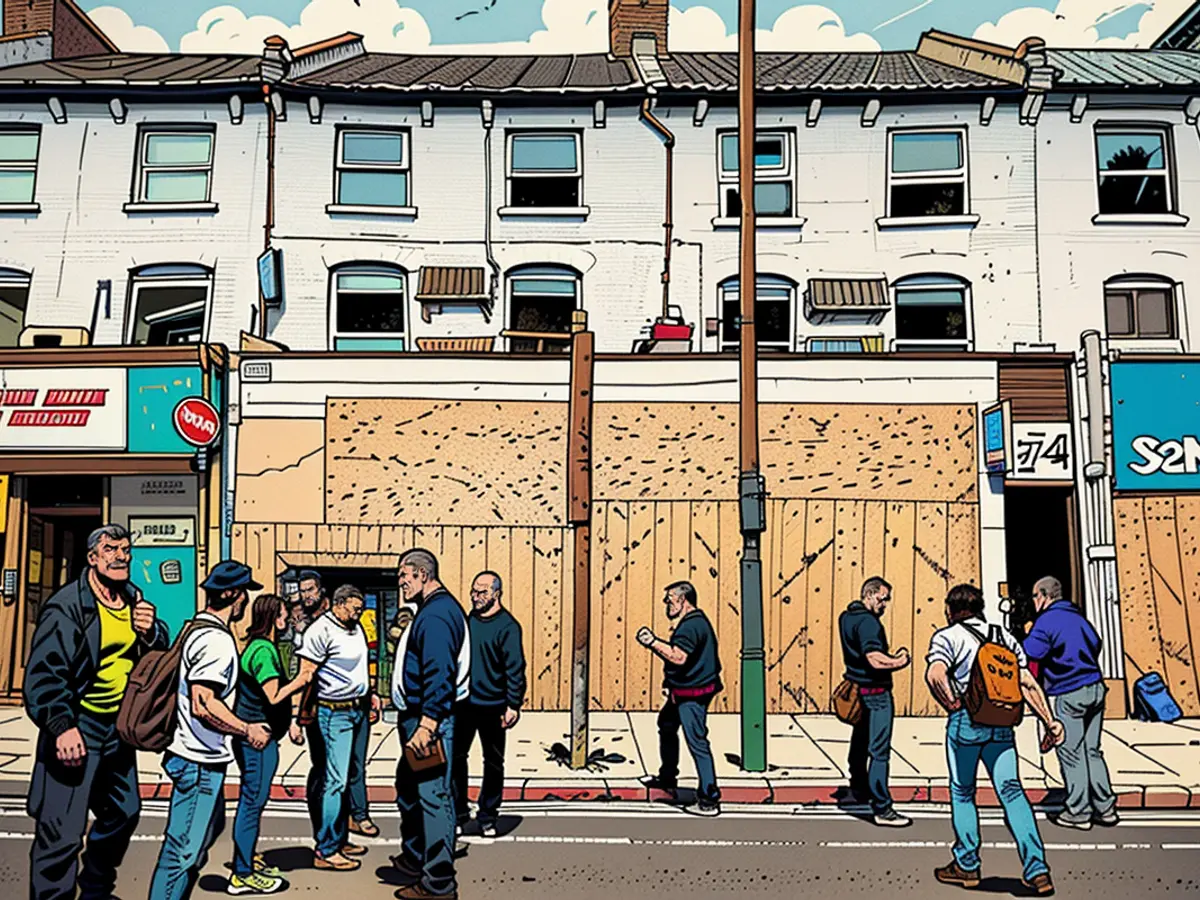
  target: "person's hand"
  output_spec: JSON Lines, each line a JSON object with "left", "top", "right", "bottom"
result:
{"left": 55, "top": 727, "right": 87, "bottom": 767}
{"left": 406, "top": 724, "right": 436, "bottom": 759}
{"left": 289, "top": 723, "right": 305, "bottom": 746}
{"left": 369, "top": 693, "right": 382, "bottom": 724}
{"left": 895, "top": 648, "right": 911, "bottom": 669}
{"left": 636, "top": 627, "right": 655, "bottom": 648}
{"left": 247, "top": 723, "right": 272, "bottom": 750}
{"left": 1043, "top": 719, "right": 1066, "bottom": 751}
{"left": 501, "top": 707, "right": 520, "bottom": 730}
{"left": 131, "top": 599, "right": 157, "bottom": 636}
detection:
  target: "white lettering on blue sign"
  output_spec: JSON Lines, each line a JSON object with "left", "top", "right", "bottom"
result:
{"left": 1128, "top": 435, "right": 1200, "bottom": 476}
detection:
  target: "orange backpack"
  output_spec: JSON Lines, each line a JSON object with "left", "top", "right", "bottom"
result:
{"left": 962, "top": 624, "right": 1024, "bottom": 728}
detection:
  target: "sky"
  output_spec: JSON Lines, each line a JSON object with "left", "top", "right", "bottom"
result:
{"left": 82, "top": 0, "right": 1196, "bottom": 55}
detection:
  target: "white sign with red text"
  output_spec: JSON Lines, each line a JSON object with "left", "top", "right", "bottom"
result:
{"left": 0, "top": 368, "right": 126, "bottom": 450}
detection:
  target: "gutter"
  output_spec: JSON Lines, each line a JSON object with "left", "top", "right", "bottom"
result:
{"left": 639, "top": 93, "right": 675, "bottom": 319}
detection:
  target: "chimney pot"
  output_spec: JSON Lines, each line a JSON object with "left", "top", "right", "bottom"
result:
{"left": 264, "top": 35, "right": 288, "bottom": 50}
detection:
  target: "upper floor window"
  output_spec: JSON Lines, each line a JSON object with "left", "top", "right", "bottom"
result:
{"left": 718, "top": 131, "right": 794, "bottom": 217}
{"left": 126, "top": 264, "right": 211, "bottom": 346}
{"left": 887, "top": 129, "right": 967, "bottom": 218}
{"left": 0, "top": 268, "right": 30, "bottom": 348}
{"left": 893, "top": 274, "right": 971, "bottom": 351}
{"left": 134, "top": 128, "right": 215, "bottom": 204}
{"left": 335, "top": 129, "right": 410, "bottom": 208}
{"left": 1104, "top": 276, "right": 1176, "bottom": 339}
{"left": 506, "top": 265, "right": 579, "bottom": 353}
{"left": 719, "top": 275, "right": 794, "bottom": 352}
{"left": 507, "top": 133, "right": 581, "bottom": 208}
{"left": 1095, "top": 127, "right": 1173, "bottom": 215}
{"left": 0, "top": 130, "right": 39, "bottom": 206}
{"left": 331, "top": 265, "right": 407, "bottom": 352}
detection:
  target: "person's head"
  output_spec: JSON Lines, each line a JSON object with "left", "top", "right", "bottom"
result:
{"left": 397, "top": 549, "right": 440, "bottom": 601}
{"left": 1032, "top": 576, "right": 1063, "bottom": 613}
{"left": 87, "top": 524, "right": 132, "bottom": 584}
{"left": 330, "top": 584, "right": 365, "bottom": 625}
{"left": 944, "top": 583, "right": 985, "bottom": 625}
{"left": 860, "top": 576, "right": 893, "bottom": 617}
{"left": 247, "top": 594, "right": 287, "bottom": 641}
{"left": 470, "top": 571, "right": 503, "bottom": 614}
{"left": 663, "top": 581, "right": 697, "bottom": 621}
{"left": 297, "top": 570, "right": 323, "bottom": 607}
{"left": 200, "top": 559, "right": 262, "bottom": 623}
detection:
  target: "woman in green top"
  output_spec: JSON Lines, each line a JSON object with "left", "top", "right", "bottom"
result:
{"left": 229, "top": 594, "right": 312, "bottom": 895}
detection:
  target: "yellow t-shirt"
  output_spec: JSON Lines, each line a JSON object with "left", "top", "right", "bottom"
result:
{"left": 81, "top": 602, "right": 137, "bottom": 715}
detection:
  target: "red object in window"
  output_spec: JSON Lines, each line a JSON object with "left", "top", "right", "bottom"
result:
{"left": 651, "top": 322, "right": 693, "bottom": 340}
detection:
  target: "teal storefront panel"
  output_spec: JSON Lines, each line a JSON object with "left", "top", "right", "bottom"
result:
{"left": 133, "top": 546, "right": 198, "bottom": 640}
{"left": 127, "top": 366, "right": 209, "bottom": 454}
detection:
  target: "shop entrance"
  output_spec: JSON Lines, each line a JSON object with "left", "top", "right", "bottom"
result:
{"left": 1003, "top": 484, "right": 1082, "bottom": 616}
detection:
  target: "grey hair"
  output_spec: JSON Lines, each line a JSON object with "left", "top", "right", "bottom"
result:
{"left": 1034, "top": 576, "right": 1064, "bottom": 602}
{"left": 861, "top": 576, "right": 892, "bottom": 601}
{"left": 399, "top": 548, "right": 439, "bottom": 581}
{"left": 477, "top": 570, "right": 503, "bottom": 593}
{"left": 88, "top": 524, "right": 131, "bottom": 552}
{"left": 331, "top": 584, "right": 364, "bottom": 606}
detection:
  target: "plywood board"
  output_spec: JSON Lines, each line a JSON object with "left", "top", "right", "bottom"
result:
{"left": 624, "top": 502, "right": 656, "bottom": 711}
{"left": 802, "top": 499, "right": 836, "bottom": 715}
{"left": 439, "top": 527, "right": 465, "bottom": 603}
{"left": 946, "top": 503, "right": 981, "bottom": 588}
{"left": 603, "top": 503, "right": 630, "bottom": 710}
{"left": 532, "top": 528, "right": 564, "bottom": 710}
{"left": 325, "top": 399, "right": 568, "bottom": 527}
{"left": 589, "top": 502, "right": 611, "bottom": 711}
{"left": 508, "top": 528, "right": 537, "bottom": 706}
{"left": 558, "top": 530, "right": 574, "bottom": 711}
{"left": 690, "top": 503, "right": 722, "bottom": 707}
{"left": 1176, "top": 496, "right": 1200, "bottom": 717}
{"left": 235, "top": 418, "right": 325, "bottom": 525}
{"left": 715, "top": 501, "right": 743, "bottom": 714}
{"left": 462, "top": 527, "right": 490, "bottom": 595}
{"left": 775, "top": 499, "right": 808, "bottom": 713}
{"left": 1115, "top": 498, "right": 1167, "bottom": 684}
{"left": 763, "top": 499, "right": 784, "bottom": 712}
{"left": 1142, "top": 498, "right": 1198, "bottom": 714}
{"left": 883, "top": 502, "right": 918, "bottom": 714}
{"left": 911, "top": 502, "right": 950, "bottom": 716}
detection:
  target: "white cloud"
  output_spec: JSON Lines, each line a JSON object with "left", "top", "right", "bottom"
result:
{"left": 973, "top": 0, "right": 1194, "bottom": 49}
{"left": 669, "top": 4, "right": 880, "bottom": 52}
{"left": 86, "top": 6, "right": 170, "bottom": 53}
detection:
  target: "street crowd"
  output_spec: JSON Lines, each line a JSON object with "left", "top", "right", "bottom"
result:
{"left": 21, "top": 524, "right": 1112, "bottom": 899}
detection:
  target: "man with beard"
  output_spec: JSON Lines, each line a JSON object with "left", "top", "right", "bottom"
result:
{"left": 149, "top": 560, "right": 272, "bottom": 900}
{"left": 24, "top": 524, "right": 169, "bottom": 900}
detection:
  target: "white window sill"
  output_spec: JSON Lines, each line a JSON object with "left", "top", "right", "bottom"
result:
{"left": 326, "top": 203, "right": 418, "bottom": 218}
{"left": 498, "top": 206, "right": 590, "bottom": 220}
{"left": 123, "top": 201, "right": 219, "bottom": 214}
{"left": 710, "top": 216, "right": 807, "bottom": 231}
{"left": 876, "top": 214, "right": 980, "bottom": 230}
{"left": 1108, "top": 338, "right": 1186, "bottom": 354}
{"left": 0, "top": 203, "right": 40, "bottom": 214}
{"left": 1091, "top": 213, "right": 1190, "bottom": 227}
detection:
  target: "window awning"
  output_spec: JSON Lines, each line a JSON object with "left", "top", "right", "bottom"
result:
{"left": 807, "top": 278, "right": 890, "bottom": 311}
{"left": 415, "top": 266, "right": 492, "bottom": 321}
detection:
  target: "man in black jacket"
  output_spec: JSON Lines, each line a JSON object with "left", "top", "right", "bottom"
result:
{"left": 24, "top": 524, "right": 168, "bottom": 900}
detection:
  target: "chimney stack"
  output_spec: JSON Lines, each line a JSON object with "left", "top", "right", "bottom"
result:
{"left": 261, "top": 35, "right": 293, "bottom": 84}
{"left": 609, "top": 0, "right": 668, "bottom": 58}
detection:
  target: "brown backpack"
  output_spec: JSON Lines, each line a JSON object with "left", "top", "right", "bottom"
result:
{"left": 962, "top": 623, "right": 1024, "bottom": 728}
{"left": 117, "top": 618, "right": 223, "bottom": 752}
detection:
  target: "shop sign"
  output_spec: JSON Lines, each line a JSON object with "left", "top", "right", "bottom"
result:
{"left": 130, "top": 516, "right": 195, "bottom": 547}
{"left": 1011, "top": 423, "right": 1074, "bottom": 480}
{"left": 172, "top": 397, "right": 221, "bottom": 448}
{"left": 982, "top": 401, "right": 1013, "bottom": 474}
{"left": 0, "top": 368, "right": 126, "bottom": 450}
{"left": 1111, "top": 361, "right": 1200, "bottom": 491}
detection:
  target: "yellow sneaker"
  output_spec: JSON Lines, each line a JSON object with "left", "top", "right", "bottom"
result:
{"left": 227, "top": 872, "right": 284, "bottom": 895}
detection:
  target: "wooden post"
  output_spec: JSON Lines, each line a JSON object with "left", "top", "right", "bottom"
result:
{"left": 567, "top": 328, "right": 595, "bottom": 769}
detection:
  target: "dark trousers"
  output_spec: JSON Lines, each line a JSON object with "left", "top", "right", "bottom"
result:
{"left": 28, "top": 711, "right": 141, "bottom": 900}
{"left": 396, "top": 714, "right": 457, "bottom": 896}
{"left": 452, "top": 702, "right": 507, "bottom": 827}
{"left": 847, "top": 690, "right": 895, "bottom": 814}
{"left": 657, "top": 695, "right": 720, "bottom": 804}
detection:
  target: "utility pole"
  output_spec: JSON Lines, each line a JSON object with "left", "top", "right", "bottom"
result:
{"left": 737, "top": 0, "right": 767, "bottom": 773}
{"left": 567, "top": 321, "right": 595, "bottom": 769}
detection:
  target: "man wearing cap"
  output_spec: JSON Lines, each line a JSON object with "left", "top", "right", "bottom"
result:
{"left": 150, "top": 561, "right": 272, "bottom": 900}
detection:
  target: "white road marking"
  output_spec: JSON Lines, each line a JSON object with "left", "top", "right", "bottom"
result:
{"left": 1162, "top": 843, "right": 1200, "bottom": 850}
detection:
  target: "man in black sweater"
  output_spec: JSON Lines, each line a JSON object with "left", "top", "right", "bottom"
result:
{"left": 452, "top": 571, "right": 526, "bottom": 838}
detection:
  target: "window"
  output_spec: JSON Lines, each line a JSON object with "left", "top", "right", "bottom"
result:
{"left": 126, "top": 265, "right": 211, "bottom": 346}
{"left": 507, "top": 134, "right": 581, "bottom": 208}
{"left": 809, "top": 339, "right": 865, "bottom": 353}
{"left": 335, "top": 129, "right": 410, "bottom": 207}
{"left": 887, "top": 130, "right": 967, "bottom": 218}
{"left": 134, "top": 128, "right": 214, "bottom": 204}
{"left": 1104, "top": 277, "right": 1176, "bottom": 339}
{"left": 718, "top": 131, "right": 794, "bottom": 217}
{"left": 1095, "top": 128, "right": 1173, "bottom": 215}
{"left": 719, "top": 276, "right": 794, "bottom": 352}
{"left": 893, "top": 275, "right": 971, "bottom": 350}
{"left": 331, "top": 265, "right": 408, "bottom": 352}
{"left": 0, "top": 268, "right": 30, "bottom": 347}
{"left": 0, "top": 130, "right": 39, "bottom": 205}
{"left": 506, "top": 265, "right": 579, "bottom": 353}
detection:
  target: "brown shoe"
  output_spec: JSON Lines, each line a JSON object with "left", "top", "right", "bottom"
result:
{"left": 934, "top": 860, "right": 981, "bottom": 888}
{"left": 350, "top": 817, "right": 381, "bottom": 837}
{"left": 1023, "top": 873, "right": 1055, "bottom": 895}
{"left": 314, "top": 852, "right": 361, "bottom": 871}
{"left": 394, "top": 884, "right": 457, "bottom": 900}
{"left": 341, "top": 841, "right": 368, "bottom": 857}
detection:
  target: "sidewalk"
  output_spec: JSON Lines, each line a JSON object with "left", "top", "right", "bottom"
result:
{"left": 1, "top": 710, "right": 1198, "bottom": 808}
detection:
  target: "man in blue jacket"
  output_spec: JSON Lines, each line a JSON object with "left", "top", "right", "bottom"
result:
{"left": 390, "top": 548, "right": 469, "bottom": 900}
{"left": 1024, "top": 576, "right": 1117, "bottom": 830}
{"left": 24, "top": 524, "right": 168, "bottom": 900}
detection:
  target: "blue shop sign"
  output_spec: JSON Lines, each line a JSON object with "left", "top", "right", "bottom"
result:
{"left": 1111, "top": 361, "right": 1200, "bottom": 491}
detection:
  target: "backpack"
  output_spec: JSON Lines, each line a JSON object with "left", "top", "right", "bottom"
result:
{"left": 1132, "top": 672, "right": 1182, "bottom": 723}
{"left": 117, "top": 618, "right": 223, "bottom": 752}
{"left": 962, "top": 623, "right": 1024, "bottom": 728}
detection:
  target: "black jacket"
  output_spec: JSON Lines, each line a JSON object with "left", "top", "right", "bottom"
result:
{"left": 23, "top": 569, "right": 169, "bottom": 737}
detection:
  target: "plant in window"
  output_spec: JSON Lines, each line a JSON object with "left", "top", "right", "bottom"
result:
{"left": 1095, "top": 130, "right": 1172, "bottom": 215}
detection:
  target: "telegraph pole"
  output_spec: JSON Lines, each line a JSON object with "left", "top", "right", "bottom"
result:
{"left": 737, "top": 0, "right": 767, "bottom": 772}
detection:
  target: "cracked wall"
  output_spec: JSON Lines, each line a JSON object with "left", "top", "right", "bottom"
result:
{"left": 235, "top": 418, "right": 325, "bottom": 524}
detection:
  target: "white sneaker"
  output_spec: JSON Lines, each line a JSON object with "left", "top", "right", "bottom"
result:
{"left": 873, "top": 810, "right": 912, "bottom": 828}
{"left": 480, "top": 822, "right": 497, "bottom": 838}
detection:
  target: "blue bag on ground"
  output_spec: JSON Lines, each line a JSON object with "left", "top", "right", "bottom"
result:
{"left": 1131, "top": 673, "right": 1182, "bottom": 723}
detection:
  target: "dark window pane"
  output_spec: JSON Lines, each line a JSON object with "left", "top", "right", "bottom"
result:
{"left": 510, "top": 176, "right": 579, "bottom": 208}
{"left": 132, "top": 286, "right": 207, "bottom": 346}
{"left": 1098, "top": 174, "right": 1169, "bottom": 214}
{"left": 721, "top": 293, "right": 791, "bottom": 347}
{"left": 336, "top": 291, "right": 405, "bottom": 333}
{"left": 723, "top": 183, "right": 792, "bottom": 217}
{"left": 896, "top": 296, "right": 967, "bottom": 341}
{"left": 1136, "top": 289, "right": 1172, "bottom": 337}
{"left": 1104, "top": 291, "right": 1133, "bottom": 336}
{"left": 754, "top": 137, "right": 784, "bottom": 169}
{"left": 146, "top": 309, "right": 205, "bottom": 345}
{"left": 890, "top": 182, "right": 964, "bottom": 217}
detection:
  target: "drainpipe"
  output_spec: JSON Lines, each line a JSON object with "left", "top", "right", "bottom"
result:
{"left": 261, "top": 83, "right": 276, "bottom": 339}
{"left": 482, "top": 99, "right": 499, "bottom": 324}
{"left": 639, "top": 93, "right": 675, "bottom": 319}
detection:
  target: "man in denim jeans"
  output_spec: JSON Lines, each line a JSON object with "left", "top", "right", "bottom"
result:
{"left": 150, "top": 561, "right": 272, "bottom": 900}
{"left": 925, "top": 584, "right": 1066, "bottom": 897}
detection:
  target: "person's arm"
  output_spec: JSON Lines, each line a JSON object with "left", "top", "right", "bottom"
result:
{"left": 645, "top": 636, "right": 688, "bottom": 666}
{"left": 1019, "top": 667, "right": 1064, "bottom": 739}
{"left": 191, "top": 683, "right": 271, "bottom": 748}
{"left": 502, "top": 620, "right": 527, "bottom": 728}
{"left": 408, "top": 613, "right": 456, "bottom": 754}
{"left": 263, "top": 669, "right": 313, "bottom": 706}
{"left": 860, "top": 617, "right": 910, "bottom": 671}
{"left": 926, "top": 661, "right": 961, "bottom": 713}
{"left": 290, "top": 658, "right": 320, "bottom": 712}
{"left": 865, "top": 650, "right": 911, "bottom": 671}
{"left": 23, "top": 598, "right": 89, "bottom": 766}
{"left": 1022, "top": 618, "right": 1053, "bottom": 663}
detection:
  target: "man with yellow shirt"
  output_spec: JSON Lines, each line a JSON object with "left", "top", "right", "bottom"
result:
{"left": 24, "top": 524, "right": 168, "bottom": 900}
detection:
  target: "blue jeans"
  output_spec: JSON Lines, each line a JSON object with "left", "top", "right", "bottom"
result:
{"left": 232, "top": 740, "right": 279, "bottom": 876}
{"left": 349, "top": 704, "right": 371, "bottom": 821}
{"left": 307, "top": 705, "right": 367, "bottom": 859}
{"left": 848, "top": 690, "right": 895, "bottom": 814}
{"left": 149, "top": 753, "right": 227, "bottom": 900}
{"left": 396, "top": 713, "right": 457, "bottom": 896}
{"left": 945, "top": 710, "right": 1048, "bottom": 881}
{"left": 658, "top": 695, "right": 720, "bottom": 804}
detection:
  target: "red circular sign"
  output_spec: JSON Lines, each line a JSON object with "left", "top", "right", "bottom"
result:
{"left": 173, "top": 397, "right": 221, "bottom": 447}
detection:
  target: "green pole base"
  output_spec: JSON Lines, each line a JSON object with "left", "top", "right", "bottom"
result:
{"left": 740, "top": 658, "right": 767, "bottom": 772}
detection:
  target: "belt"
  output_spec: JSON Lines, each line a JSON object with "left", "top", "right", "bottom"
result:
{"left": 317, "top": 698, "right": 364, "bottom": 711}
{"left": 859, "top": 687, "right": 890, "bottom": 696}
{"left": 670, "top": 683, "right": 719, "bottom": 700}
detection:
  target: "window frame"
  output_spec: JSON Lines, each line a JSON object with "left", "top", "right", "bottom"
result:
{"left": 132, "top": 125, "right": 216, "bottom": 205}
{"left": 0, "top": 127, "right": 41, "bottom": 207}
{"left": 716, "top": 129, "right": 795, "bottom": 218}
{"left": 505, "top": 265, "right": 581, "bottom": 353}
{"left": 333, "top": 127, "right": 411, "bottom": 209}
{"left": 885, "top": 127, "right": 970, "bottom": 219}
{"left": 1103, "top": 276, "right": 1177, "bottom": 340}
{"left": 718, "top": 275, "right": 796, "bottom": 353}
{"left": 891, "top": 275, "right": 972, "bottom": 351}
{"left": 125, "top": 266, "right": 213, "bottom": 347}
{"left": 0, "top": 267, "right": 31, "bottom": 347}
{"left": 1093, "top": 124, "right": 1176, "bottom": 216}
{"left": 505, "top": 131, "right": 584, "bottom": 209}
{"left": 329, "top": 264, "right": 410, "bottom": 352}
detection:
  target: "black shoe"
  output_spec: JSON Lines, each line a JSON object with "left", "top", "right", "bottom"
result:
{"left": 640, "top": 775, "right": 678, "bottom": 794}
{"left": 390, "top": 854, "right": 422, "bottom": 884}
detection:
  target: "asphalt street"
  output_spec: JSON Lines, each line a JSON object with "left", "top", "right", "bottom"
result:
{"left": 0, "top": 801, "right": 1198, "bottom": 899}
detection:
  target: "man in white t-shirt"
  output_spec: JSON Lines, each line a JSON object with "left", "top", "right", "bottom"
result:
{"left": 149, "top": 561, "right": 271, "bottom": 900}
{"left": 291, "top": 584, "right": 381, "bottom": 871}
